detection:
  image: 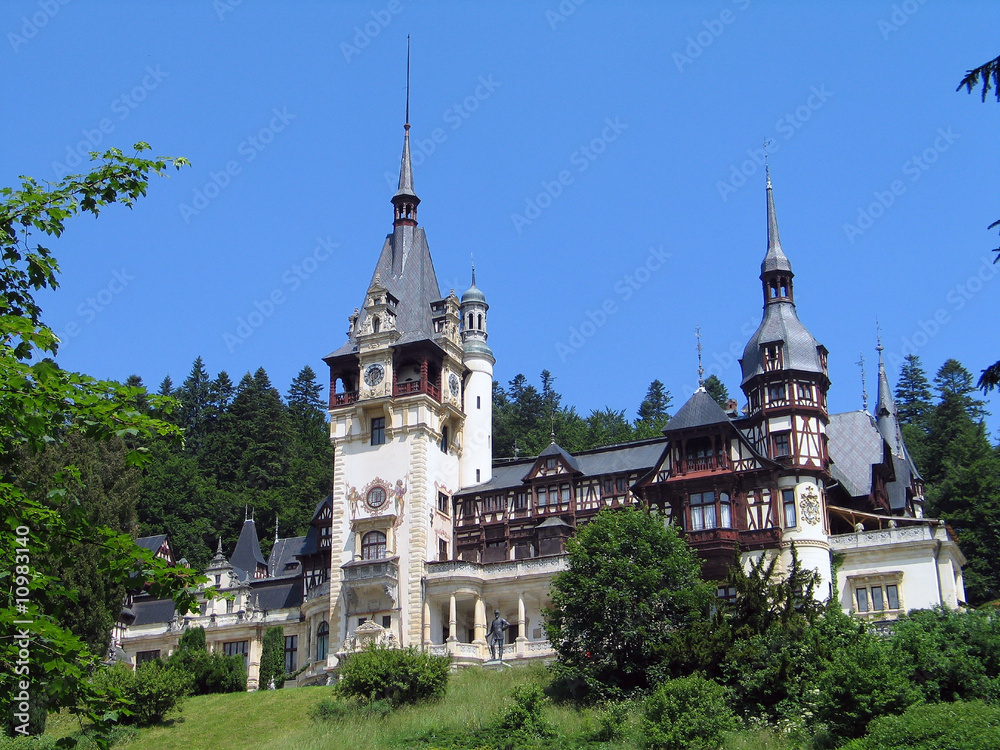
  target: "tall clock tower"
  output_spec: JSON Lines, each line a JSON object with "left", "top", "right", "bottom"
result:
{"left": 322, "top": 120, "right": 478, "bottom": 657}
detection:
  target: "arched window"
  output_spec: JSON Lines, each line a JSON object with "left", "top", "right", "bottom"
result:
{"left": 362, "top": 530, "right": 387, "bottom": 560}
{"left": 316, "top": 621, "right": 329, "bottom": 661}
{"left": 477, "top": 313, "right": 483, "bottom": 330}
{"left": 372, "top": 316, "right": 381, "bottom": 333}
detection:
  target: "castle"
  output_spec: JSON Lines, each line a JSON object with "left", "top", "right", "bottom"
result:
{"left": 117, "top": 117, "right": 966, "bottom": 688}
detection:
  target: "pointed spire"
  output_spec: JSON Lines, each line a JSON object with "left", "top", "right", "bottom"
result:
{"left": 875, "top": 333, "right": 903, "bottom": 456}
{"left": 392, "top": 35, "right": 419, "bottom": 219}
{"left": 857, "top": 351, "right": 869, "bottom": 413}
{"left": 762, "top": 161, "right": 792, "bottom": 275}
{"left": 696, "top": 325, "right": 704, "bottom": 387}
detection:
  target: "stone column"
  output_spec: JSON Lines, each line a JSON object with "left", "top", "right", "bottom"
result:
{"left": 447, "top": 593, "right": 457, "bottom": 642}
{"left": 516, "top": 593, "right": 527, "bottom": 656}
{"left": 473, "top": 596, "right": 486, "bottom": 645}
{"left": 423, "top": 600, "right": 431, "bottom": 646}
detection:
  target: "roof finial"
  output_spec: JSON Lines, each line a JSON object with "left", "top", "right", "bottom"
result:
{"left": 274, "top": 515, "right": 279, "bottom": 545}
{"left": 405, "top": 34, "right": 411, "bottom": 131}
{"left": 857, "top": 351, "right": 868, "bottom": 413}
{"left": 550, "top": 414, "right": 556, "bottom": 444}
{"left": 471, "top": 254, "right": 476, "bottom": 287}
{"left": 244, "top": 504, "right": 248, "bottom": 522}
{"left": 764, "top": 138, "right": 773, "bottom": 188}
{"left": 876, "top": 319, "right": 884, "bottom": 364}
{"left": 216, "top": 536, "right": 223, "bottom": 556}
{"left": 696, "top": 325, "right": 704, "bottom": 387}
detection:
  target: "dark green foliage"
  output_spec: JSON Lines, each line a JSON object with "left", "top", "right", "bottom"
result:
{"left": 703, "top": 375, "right": 729, "bottom": 409}
{"left": 259, "top": 626, "right": 286, "bottom": 689}
{"left": 844, "top": 701, "right": 1000, "bottom": 750}
{"left": 889, "top": 607, "right": 1000, "bottom": 703}
{"left": 545, "top": 508, "right": 713, "bottom": 699}
{"left": 168, "top": 626, "right": 247, "bottom": 695}
{"left": 584, "top": 406, "right": 633, "bottom": 447}
{"left": 591, "top": 701, "right": 632, "bottom": 742}
{"left": 91, "top": 661, "right": 192, "bottom": 726}
{"left": 894, "top": 355, "right": 933, "bottom": 429}
{"left": 336, "top": 645, "right": 450, "bottom": 707}
{"left": 13, "top": 434, "right": 140, "bottom": 657}
{"left": 494, "top": 684, "right": 553, "bottom": 738}
{"left": 634, "top": 380, "right": 672, "bottom": 438}
{"left": 641, "top": 675, "right": 738, "bottom": 750}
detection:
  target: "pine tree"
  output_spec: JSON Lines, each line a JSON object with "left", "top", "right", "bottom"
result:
{"left": 158, "top": 375, "right": 174, "bottom": 397}
{"left": 703, "top": 375, "right": 730, "bottom": 409}
{"left": 934, "top": 359, "right": 988, "bottom": 422}
{"left": 284, "top": 365, "right": 333, "bottom": 539}
{"left": 586, "top": 407, "right": 633, "bottom": 447}
{"left": 123, "top": 374, "right": 148, "bottom": 412}
{"left": 894, "top": 355, "right": 933, "bottom": 429}
{"left": 634, "top": 380, "right": 672, "bottom": 439}
{"left": 177, "top": 356, "right": 213, "bottom": 455}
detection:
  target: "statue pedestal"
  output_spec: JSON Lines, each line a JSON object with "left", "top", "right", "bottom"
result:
{"left": 483, "top": 659, "right": 511, "bottom": 670}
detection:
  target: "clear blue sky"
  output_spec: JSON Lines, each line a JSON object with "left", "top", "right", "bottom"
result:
{"left": 3, "top": 1, "right": 999, "bottom": 433}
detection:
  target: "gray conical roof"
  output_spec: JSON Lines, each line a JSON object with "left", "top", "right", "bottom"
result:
{"left": 663, "top": 387, "right": 730, "bottom": 432}
{"left": 231, "top": 518, "right": 267, "bottom": 574}
{"left": 462, "top": 268, "right": 486, "bottom": 304}
{"left": 761, "top": 171, "right": 792, "bottom": 275}
{"left": 393, "top": 128, "right": 418, "bottom": 201}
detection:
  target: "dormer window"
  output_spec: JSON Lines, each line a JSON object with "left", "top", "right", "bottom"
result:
{"left": 372, "top": 316, "right": 381, "bottom": 333}
{"left": 763, "top": 344, "right": 782, "bottom": 370}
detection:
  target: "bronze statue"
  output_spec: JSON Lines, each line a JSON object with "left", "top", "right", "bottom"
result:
{"left": 487, "top": 609, "right": 509, "bottom": 661}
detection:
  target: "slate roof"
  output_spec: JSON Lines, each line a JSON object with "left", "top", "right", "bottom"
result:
{"left": 136, "top": 535, "right": 167, "bottom": 555}
{"left": 132, "top": 597, "right": 175, "bottom": 626}
{"left": 827, "top": 411, "right": 883, "bottom": 500}
{"left": 762, "top": 174, "right": 792, "bottom": 274}
{"left": 530, "top": 441, "right": 582, "bottom": 476}
{"left": 231, "top": 519, "right": 267, "bottom": 576}
{"left": 464, "top": 439, "right": 667, "bottom": 495}
{"left": 267, "top": 535, "right": 308, "bottom": 579}
{"left": 250, "top": 580, "right": 302, "bottom": 611}
{"left": 663, "top": 388, "right": 731, "bottom": 432}
{"left": 740, "top": 301, "right": 825, "bottom": 385}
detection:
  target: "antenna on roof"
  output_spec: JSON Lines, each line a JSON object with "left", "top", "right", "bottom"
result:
{"left": 696, "top": 325, "right": 704, "bottom": 387}
{"left": 405, "top": 34, "right": 411, "bottom": 131}
{"left": 857, "top": 351, "right": 868, "bottom": 412}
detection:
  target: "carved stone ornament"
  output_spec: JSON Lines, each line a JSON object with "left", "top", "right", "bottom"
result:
{"left": 800, "top": 486, "right": 821, "bottom": 525}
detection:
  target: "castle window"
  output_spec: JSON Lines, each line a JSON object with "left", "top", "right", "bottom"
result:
{"left": 320, "top": 524, "right": 331, "bottom": 548}
{"left": 886, "top": 584, "right": 900, "bottom": 610}
{"left": 615, "top": 478, "right": 627, "bottom": 494}
{"left": 439, "top": 539, "right": 448, "bottom": 561}
{"left": 689, "top": 492, "right": 716, "bottom": 531}
{"left": 764, "top": 344, "right": 782, "bottom": 370}
{"left": 438, "top": 491, "right": 450, "bottom": 514}
{"left": 371, "top": 417, "right": 385, "bottom": 446}
{"left": 855, "top": 588, "right": 869, "bottom": 613}
{"left": 135, "top": 650, "right": 160, "bottom": 667}
{"left": 284, "top": 635, "right": 298, "bottom": 673}
{"left": 602, "top": 478, "right": 614, "bottom": 497}
{"left": 768, "top": 383, "right": 786, "bottom": 403}
{"left": 316, "top": 622, "right": 329, "bottom": 661}
{"left": 719, "top": 492, "right": 732, "bottom": 528}
{"left": 546, "top": 457, "right": 557, "bottom": 470}
{"left": 782, "top": 489, "right": 797, "bottom": 527}
{"left": 871, "top": 586, "right": 884, "bottom": 611}
{"left": 514, "top": 491, "right": 528, "bottom": 510}
{"left": 716, "top": 586, "right": 737, "bottom": 604}
{"left": 773, "top": 432, "right": 791, "bottom": 457}
{"left": 223, "top": 640, "right": 249, "bottom": 671}
{"left": 477, "top": 314, "right": 483, "bottom": 330}
{"left": 477, "top": 396, "right": 481, "bottom": 409}
{"left": 361, "top": 530, "right": 386, "bottom": 560}
{"left": 476, "top": 469, "right": 481, "bottom": 482}
{"left": 537, "top": 486, "right": 548, "bottom": 507}
{"left": 440, "top": 425, "right": 449, "bottom": 453}
{"left": 561, "top": 484, "right": 571, "bottom": 502}
{"left": 468, "top": 313, "right": 474, "bottom": 329}
{"left": 372, "top": 316, "right": 380, "bottom": 333}
{"left": 796, "top": 383, "right": 812, "bottom": 402}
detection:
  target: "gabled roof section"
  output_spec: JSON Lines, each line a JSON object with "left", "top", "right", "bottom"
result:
{"left": 267, "top": 535, "right": 307, "bottom": 579}
{"left": 231, "top": 519, "right": 267, "bottom": 576}
{"left": 522, "top": 440, "right": 582, "bottom": 481}
{"left": 827, "top": 411, "right": 883, "bottom": 499}
{"left": 662, "top": 388, "right": 731, "bottom": 432}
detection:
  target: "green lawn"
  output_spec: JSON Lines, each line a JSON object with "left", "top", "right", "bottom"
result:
{"left": 40, "top": 663, "right": 800, "bottom": 750}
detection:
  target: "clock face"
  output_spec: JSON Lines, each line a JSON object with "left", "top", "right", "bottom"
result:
{"left": 364, "top": 363, "right": 384, "bottom": 386}
{"left": 449, "top": 373, "right": 460, "bottom": 396}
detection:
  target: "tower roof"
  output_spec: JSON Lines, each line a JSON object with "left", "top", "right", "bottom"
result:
{"left": 761, "top": 169, "right": 792, "bottom": 276}
{"left": 874, "top": 343, "right": 922, "bottom": 481}
{"left": 663, "top": 387, "right": 731, "bottom": 432}
{"left": 231, "top": 518, "right": 268, "bottom": 575}
{"left": 461, "top": 266, "right": 486, "bottom": 305}
{"left": 393, "top": 127, "right": 418, "bottom": 203}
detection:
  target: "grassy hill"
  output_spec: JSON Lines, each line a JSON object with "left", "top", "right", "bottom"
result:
{"left": 38, "top": 663, "right": 798, "bottom": 750}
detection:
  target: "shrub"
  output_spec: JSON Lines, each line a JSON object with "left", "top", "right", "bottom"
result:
{"left": 591, "top": 700, "right": 632, "bottom": 742}
{"left": 90, "top": 661, "right": 191, "bottom": 726}
{"left": 336, "top": 645, "right": 449, "bottom": 707}
{"left": 168, "top": 628, "right": 246, "bottom": 695}
{"left": 258, "top": 626, "right": 286, "bottom": 689}
{"left": 310, "top": 696, "right": 352, "bottom": 722}
{"left": 642, "top": 675, "right": 739, "bottom": 750}
{"left": 494, "top": 683, "right": 553, "bottom": 738}
{"left": 842, "top": 700, "right": 1000, "bottom": 750}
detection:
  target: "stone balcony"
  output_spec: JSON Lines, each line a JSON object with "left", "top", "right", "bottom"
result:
{"left": 425, "top": 555, "right": 567, "bottom": 582}
{"left": 426, "top": 639, "right": 555, "bottom": 664}
{"left": 829, "top": 524, "right": 934, "bottom": 551}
